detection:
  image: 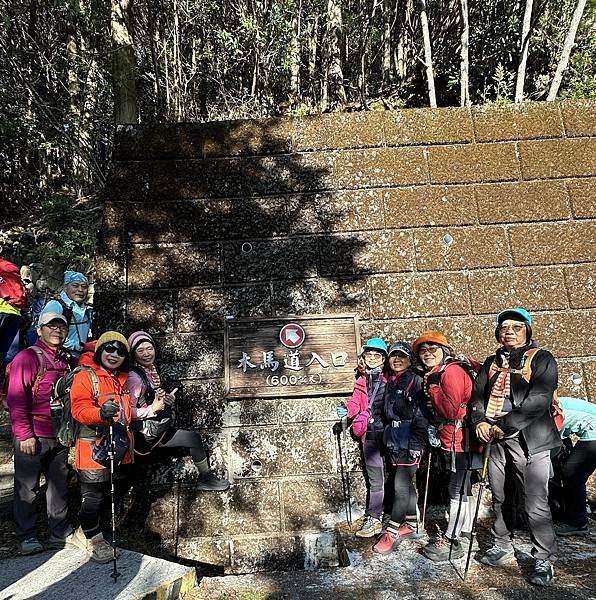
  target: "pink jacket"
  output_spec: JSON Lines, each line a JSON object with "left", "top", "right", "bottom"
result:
{"left": 6, "top": 340, "right": 69, "bottom": 441}
{"left": 346, "top": 375, "right": 368, "bottom": 418}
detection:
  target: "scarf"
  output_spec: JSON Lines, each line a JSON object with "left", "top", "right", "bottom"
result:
{"left": 142, "top": 364, "right": 161, "bottom": 390}
{"left": 486, "top": 355, "right": 511, "bottom": 419}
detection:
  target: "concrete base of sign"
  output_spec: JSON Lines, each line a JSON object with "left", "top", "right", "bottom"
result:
{"left": 0, "top": 546, "right": 196, "bottom": 600}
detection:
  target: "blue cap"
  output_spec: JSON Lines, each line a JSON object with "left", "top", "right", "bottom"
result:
{"left": 63, "top": 271, "right": 88, "bottom": 285}
{"left": 496, "top": 308, "right": 532, "bottom": 325}
{"left": 363, "top": 337, "right": 388, "bottom": 355}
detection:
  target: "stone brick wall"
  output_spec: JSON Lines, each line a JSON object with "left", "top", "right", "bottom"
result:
{"left": 97, "top": 100, "right": 596, "bottom": 573}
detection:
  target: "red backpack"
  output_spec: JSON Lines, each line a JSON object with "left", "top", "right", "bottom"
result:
{"left": 0, "top": 258, "right": 28, "bottom": 310}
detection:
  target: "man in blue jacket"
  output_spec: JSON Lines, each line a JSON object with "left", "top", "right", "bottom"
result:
{"left": 40, "top": 271, "right": 93, "bottom": 361}
{"left": 553, "top": 397, "right": 596, "bottom": 536}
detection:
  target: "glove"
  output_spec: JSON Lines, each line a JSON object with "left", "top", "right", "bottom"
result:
{"left": 427, "top": 425, "right": 441, "bottom": 448}
{"left": 425, "top": 371, "right": 442, "bottom": 388}
{"left": 336, "top": 404, "right": 348, "bottom": 419}
{"left": 99, "top": 400, "right": 119, "bottom": 420}
{"left": 409, "top": 449, "right": 422, "bottom": 461}
{"left": 332, "top": 422, "right": 343, "bottom": 436}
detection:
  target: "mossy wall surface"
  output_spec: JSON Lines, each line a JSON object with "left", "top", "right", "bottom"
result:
{"left": 96, "top": 100, "right": 596, "bottom": 573}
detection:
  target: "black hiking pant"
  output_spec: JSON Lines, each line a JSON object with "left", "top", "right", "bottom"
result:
{"left": 13, "top": 437, "right": 72, "bottom": 541}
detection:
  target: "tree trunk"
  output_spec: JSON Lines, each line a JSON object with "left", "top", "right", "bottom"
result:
{"left": 459, "top": 0, "right": 470, "bottom": 106}
{"left": 547, "top": 0, "right": 588, "bottom": 101}
{"left": 418, "top": 0, "right": 437, "bottom": 107}
{"left": 111, "top": 0, "right": 138, "bottom": 124}
{"left": 66, "top": 5, "right": 82, "bottom": 180}
{"left": 514, "top": 0, "right": 533, "bottom": 103}
{"left": 324, "top": 0, "right": 347, "bottom": 109}
{"left": 382, "top": 0, "right": 392, "bottom": 86}
{"left": 289, "top": 5, "right": 301, "bottom": 97}
{"left": 396, "top": 0, "right": 412, "bottom": 81}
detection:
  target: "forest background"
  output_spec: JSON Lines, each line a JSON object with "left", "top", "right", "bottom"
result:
{"left": 1, "top": 0, "right": 595, "bottom": 272}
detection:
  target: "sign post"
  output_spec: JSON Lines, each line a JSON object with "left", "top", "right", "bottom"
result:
{"left": 224, "top": 314, "right": 361, "bottom": 399}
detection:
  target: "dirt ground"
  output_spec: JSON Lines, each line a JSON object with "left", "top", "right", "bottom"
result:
{"left": 186, "top": 520, "right": 596, "bottom": 600}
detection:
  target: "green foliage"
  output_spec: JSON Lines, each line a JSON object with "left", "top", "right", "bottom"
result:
{"left": 489, "top": 64, "right": 515, "bottom": 105}
{"left": 0, "top": 193, "right": 101, "bottom": 274}
{"left": 0, "top": 0, "right": 595, "bottom": 233}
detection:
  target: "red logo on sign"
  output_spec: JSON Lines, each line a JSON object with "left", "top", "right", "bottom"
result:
{"left": 279, "top": 324, "right": 305, "bottom": 348}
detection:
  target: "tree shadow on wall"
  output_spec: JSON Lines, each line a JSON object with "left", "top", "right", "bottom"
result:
{"left": 93, "top": 118, "right": 374, "bottom": 566}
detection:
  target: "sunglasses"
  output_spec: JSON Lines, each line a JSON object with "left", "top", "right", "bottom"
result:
{"left": 102, "top": 344, "right": 127, "bottom": 357}
{"left": 499, "top": 324, "right": 525, "bottom": 333}
{"left": 418, "top": 345, "right": 441, "bottom": 355}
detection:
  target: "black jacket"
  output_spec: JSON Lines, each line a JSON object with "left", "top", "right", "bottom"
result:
{"left": 383, "top": 369, "right": 428, "bottom": 452}
{"left": 469, "top": 342, "right": 561, "bottom": 455}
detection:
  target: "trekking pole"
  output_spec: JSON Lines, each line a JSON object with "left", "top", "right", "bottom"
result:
{"left": 108, "top": 418, "right": 121, "bottom": 583}
{"left": 335, "top": 421, "right": 350, "bottom": 525}
{"left": 464, "top": 441, "right": 492, "bottom": 581}
{"left": 337, "top": 416, "right": 352, "bottom": 525}
{"left": 420, "top": 447, "right": 432, "bottom": 534}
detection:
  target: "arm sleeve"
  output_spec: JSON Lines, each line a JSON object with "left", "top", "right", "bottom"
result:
{"left": 497, "top": 351, "right": 558, "bottom": 435}
{"left": 409, "top": 379, "right": 429, "bottom": 451}
{"left": 126, "top": 371, "right": 155, "bottom": 420}
{"left": 346, "top": 376, "right": 367, "bottom": 418}
{"left": 6, "top": 350, "right": 37, "bottom": 441}
{"left": 469, "top": 358, "right": 492, "bottom": 425}
{"left": 70, "top": 370, "right": 104, "bottom": 426}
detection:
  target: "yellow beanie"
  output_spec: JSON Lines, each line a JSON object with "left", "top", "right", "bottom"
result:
{"left": 96, "top": 331, "right": 130, "bottom": 352}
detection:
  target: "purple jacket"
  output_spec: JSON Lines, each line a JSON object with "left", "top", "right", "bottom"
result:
{"left": 6, "top": 340, "right": 69, "bottom": 441}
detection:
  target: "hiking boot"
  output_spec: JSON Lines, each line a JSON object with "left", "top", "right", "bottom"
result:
{"left": 423, "top": 534, "right": 464, "bottom": 562}
{"left": 88, "top": 533, "right": 114, "bottom": 564}
{"left": 479, "top": 544, "right": 515, "bottom": 567}
{"left": 196, "top": 472, "right": 230, "bottom": 491}
{"left": 373, "top": 529, "right": 402, "bottom": 554}
{"left": 350, "top": 515, "right": 367, "bottom": 532}
{"left": 47, "top": 529, "right": 82, "bottom": 550}
{"left": 354, "top": 515, "right": 382, "bottom": 538}
{"left": 530, "top": 559, "right": 554, "bottom": 587}
{"left": 554, "top": 522, "right": 590, "bottom": 537}
{"left": 397, "top": 522, "right": 416, "bottom": 539}
{"left": 18, "top": 537, "right": 43, "bottom": 556}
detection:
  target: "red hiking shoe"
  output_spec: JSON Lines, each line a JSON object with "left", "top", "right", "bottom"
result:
{"left": 373, "top": 529, "right": 402, "bottom": 555}
{"left": 397, "top": 522, "right": 416, "bottom": 538}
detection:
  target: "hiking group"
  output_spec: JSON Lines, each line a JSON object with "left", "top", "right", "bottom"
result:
{"left": 337, "top": 309, "right": 595, "bottom": 588}
{"left": 0, "top": 261, "right": 229, "bottom": 567}
{"left": 1, "top": 258, "right": 595, "bottom": 587}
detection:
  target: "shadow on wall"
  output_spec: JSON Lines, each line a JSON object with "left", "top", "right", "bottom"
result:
{"left": 93, "top": 119, "right": 372, "bottom": 564}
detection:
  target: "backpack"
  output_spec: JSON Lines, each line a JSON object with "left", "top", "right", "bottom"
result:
{"left": 50, "top": 366, "right": 100, "bottom": 447}
{"left": 0, "top": 258, "right": 28, "bottom": 310}
{"left": 383, "top": 377, "right": 417, "bottom": 453}
{"left": 488, "top": 348, "right": 564, "bottom": 431}
{"left": 1, "top": 346, "right": 45, "bottom": 412}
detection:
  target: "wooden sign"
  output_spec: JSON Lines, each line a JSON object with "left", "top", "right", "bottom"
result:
{"left": 224, "top": 314, "right": 361, "bottom": 398}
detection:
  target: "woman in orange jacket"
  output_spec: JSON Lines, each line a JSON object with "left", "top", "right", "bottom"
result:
{"left": 69, "top": 331, "right": 133, "bottom": 563}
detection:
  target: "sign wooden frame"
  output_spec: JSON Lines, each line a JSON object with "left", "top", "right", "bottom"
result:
{"left": 224, "top": 313, "right": 361, "bottom": 399}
